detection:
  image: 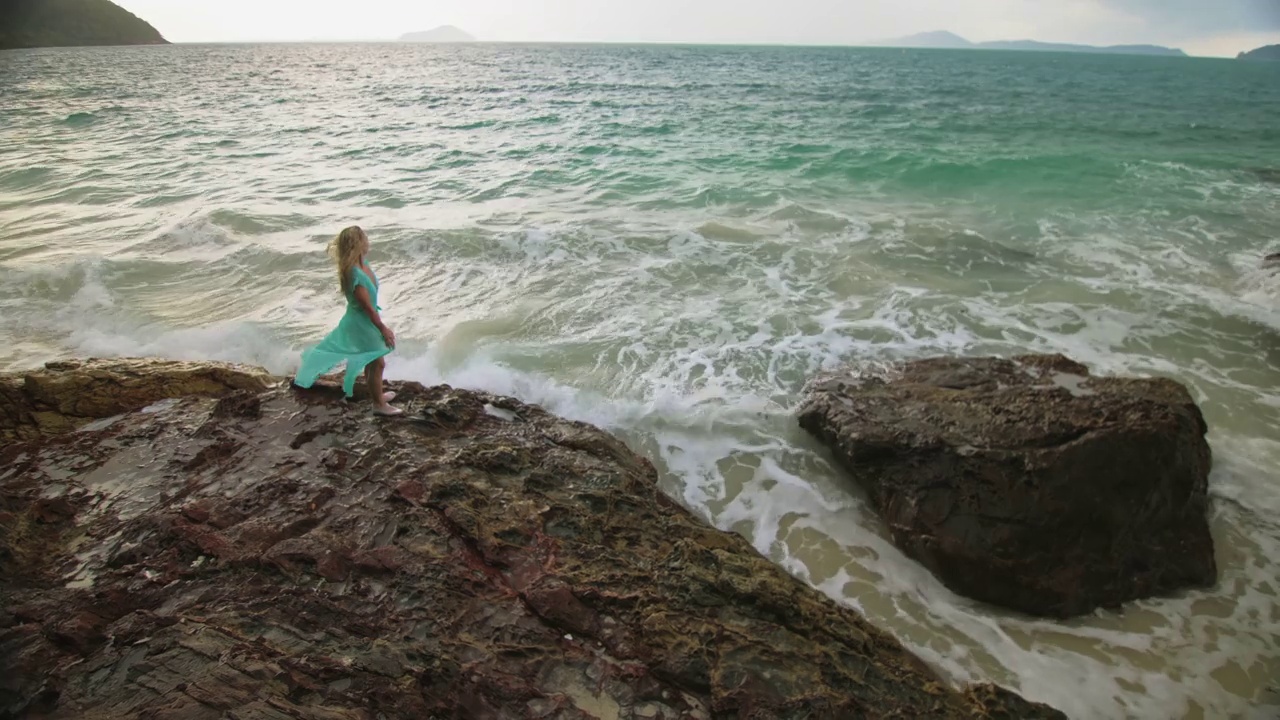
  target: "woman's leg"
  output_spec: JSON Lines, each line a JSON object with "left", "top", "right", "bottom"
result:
{"left": 367, "top": 357, "right": 397, "bottom": 404}
{"left": 370, "top": 358, "right": 386, "bottom": 404}
{"left": 369, "top": 358, "right": 401, "bottom": 415}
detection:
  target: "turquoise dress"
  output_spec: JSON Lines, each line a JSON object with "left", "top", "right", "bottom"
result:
{"left": 295, "top": 266, "right": 391, "bottom": 397}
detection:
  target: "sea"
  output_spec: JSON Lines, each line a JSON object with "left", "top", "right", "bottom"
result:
{"left": 1, "top": 42, "right": 1279, "bottom": 719}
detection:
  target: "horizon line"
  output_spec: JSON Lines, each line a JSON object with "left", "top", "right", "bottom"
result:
{"left": 109, "top": 38, "right": 1250, "bottom": 59}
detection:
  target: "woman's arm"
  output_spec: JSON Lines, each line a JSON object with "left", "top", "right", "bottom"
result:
{"left": 353, "top": 284, "right": 396, "bottom": 348}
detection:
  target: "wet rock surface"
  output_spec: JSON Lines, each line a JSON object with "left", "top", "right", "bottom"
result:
{"left": 0, "top": 358, "right": 276, "bottom": 445}
{"left": 0, "top": 358, "right": 1063, "bottom": 719}
{"left": 799, "top": 354, "right": 1216, "bottom": 619}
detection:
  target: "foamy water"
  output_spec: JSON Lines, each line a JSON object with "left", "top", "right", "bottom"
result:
{"left": 2, "top": 42, "right": 1280, "bottom": 718}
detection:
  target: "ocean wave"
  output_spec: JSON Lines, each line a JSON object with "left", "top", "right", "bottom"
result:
{"left": 4, "top": 41, "right": 1280, "bottom": 719}
{"left": 61, "top": 111, "right": 100, "bottom": 126}
{"left": 0, "top": 166, "right": 59, "bottom": 190}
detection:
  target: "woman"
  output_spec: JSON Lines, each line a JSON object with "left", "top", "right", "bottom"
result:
{"left": 294, "top": 225, "right": 402, "bottom": 416}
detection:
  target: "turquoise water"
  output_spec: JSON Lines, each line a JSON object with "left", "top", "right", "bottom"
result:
{"left": 2, "top": 43, "right": 1280, "bottom": 718}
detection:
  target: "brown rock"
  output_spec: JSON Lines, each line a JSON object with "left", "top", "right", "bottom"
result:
{"left": 0, "top": 358, "right": 1065, "bottom": 719}
{"left": 798, "top": 354, "right": 1216, "bottom": 618}
{"left": 0, "top": 357, "right": 277, "bottom": 445}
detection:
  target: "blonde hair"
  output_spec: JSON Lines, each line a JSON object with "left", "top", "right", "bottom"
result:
{"left": 327, "top": 225, "right": 366, "bottom": 294}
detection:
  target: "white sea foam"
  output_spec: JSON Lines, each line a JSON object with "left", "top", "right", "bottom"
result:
{"left": 4, "top": 180, "right": 1280, "bottom": 718}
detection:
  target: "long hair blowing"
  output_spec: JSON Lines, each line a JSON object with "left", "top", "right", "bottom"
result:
{"left": 328, "top": 225, "right": 365, "bottom": 294}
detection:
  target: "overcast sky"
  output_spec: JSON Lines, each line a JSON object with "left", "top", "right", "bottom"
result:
{"left": 115, "top": 0, "right": 1279, "bottom": 57}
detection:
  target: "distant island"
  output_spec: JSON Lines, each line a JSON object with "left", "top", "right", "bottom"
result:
{"left": 1238, "top": 45, "right": 1280, "bottom": 61}
{"left": 872, "top": 30, "right": 1186, "bottom": 57}
{"left": 399, "top": 26, "right": 476, "bottom": 43}
{"left": 0, "top": 0, "right": 168, "bottom": 49}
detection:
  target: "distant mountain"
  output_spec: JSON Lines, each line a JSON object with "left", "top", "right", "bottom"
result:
{"left": 399, "top": 26, "right": 476, "bottom": 43}
{"left": 0, "top": 0, "right": 168, "bottom": 49}
{"left": 1238, "top": 45, "right": 1280, "bottom": 61}
{"left": 873, "top": 31, "right": 1186, "bottom": 57}
{"left": 883, "top": 30, "right": 972, "bottom": 49}
{"left": 979, "top": 40, "right": 1185, "bottom": 56}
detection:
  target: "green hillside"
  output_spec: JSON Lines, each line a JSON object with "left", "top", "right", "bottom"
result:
{"left": 0, "top": 0, "right": 168, "bottom": 49}
{"left": 1238, "top": 45, "right": 1280, "bottom": 61}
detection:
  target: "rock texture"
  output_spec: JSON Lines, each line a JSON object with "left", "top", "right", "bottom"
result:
{"left": 799, "top": 354, "right": 1215, "bottom": 619}
{"left": 0, "top": 358, "right": 1063, "bottom": 719}
{"left": 0, "top": 358, "right": 276, "bottom": 445}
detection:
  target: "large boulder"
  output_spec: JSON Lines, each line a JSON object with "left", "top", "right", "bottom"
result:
{"left": 0, "top": 358, "right": 1064, "bottom": 719}
{"left": 798, "top": 354, "right": 1215, "bottom": 618}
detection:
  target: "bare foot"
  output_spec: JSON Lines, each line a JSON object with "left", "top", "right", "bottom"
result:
{"left": 382, "top": 391, "right": 396, "bottom": 403}
{"left": 372, "top": 404, "right": 404, "bottom": 417}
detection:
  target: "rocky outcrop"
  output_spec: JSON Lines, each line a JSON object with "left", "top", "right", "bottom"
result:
{"left": 0, "top": 358, "right": 276, "bottom": 444}
{"left": 0, "top": 358, "right": 1064, "bottom": 719}
{"left": 799, "top": 354, "right": 1215, "bottom": 619}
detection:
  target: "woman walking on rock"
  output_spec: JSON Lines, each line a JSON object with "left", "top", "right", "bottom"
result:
{"left": 294, "top": 225, "right": 402, "bottom": 416}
